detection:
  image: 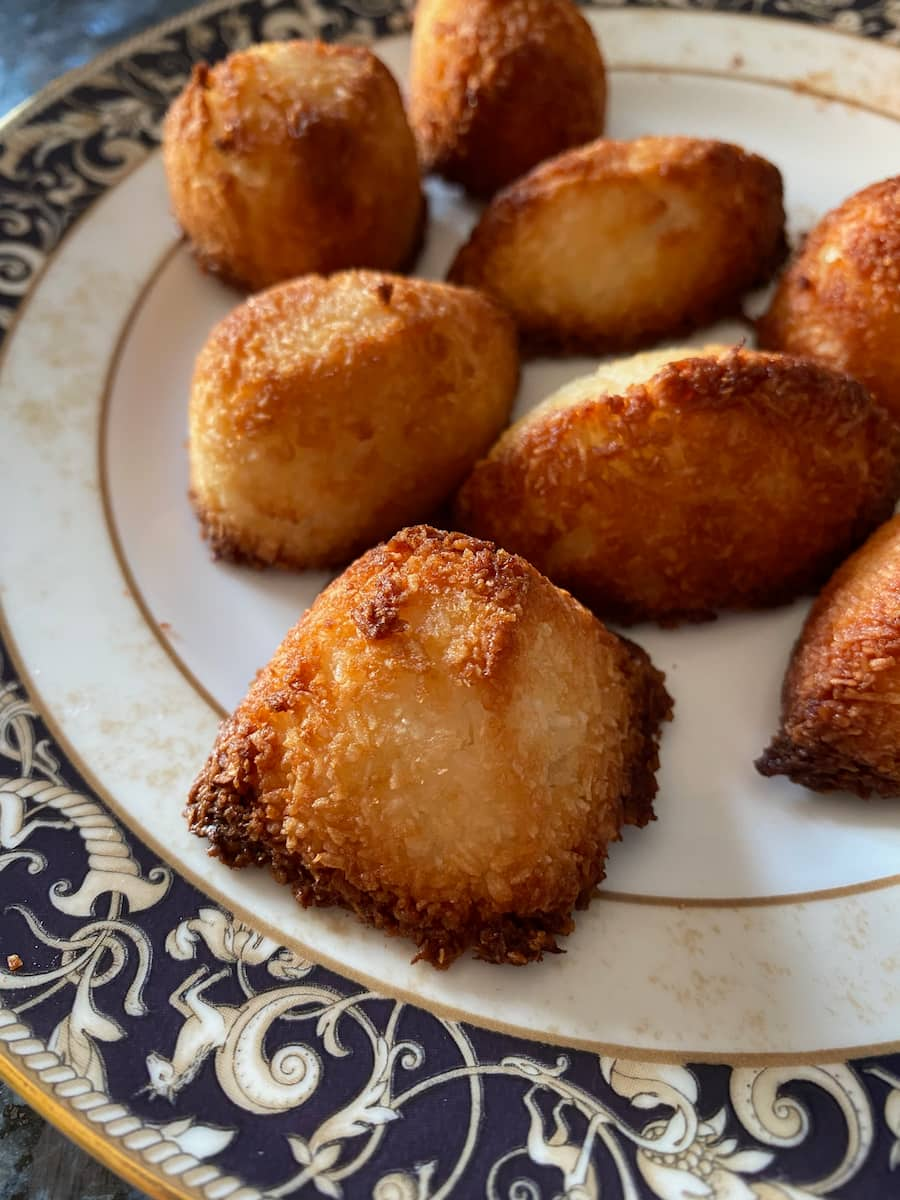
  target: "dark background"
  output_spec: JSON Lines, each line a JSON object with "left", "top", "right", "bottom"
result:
{"left": 0, "top": 0, "right": 197, "bottom": 116}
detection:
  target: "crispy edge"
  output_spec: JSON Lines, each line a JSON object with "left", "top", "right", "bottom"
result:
{"left": 756, "top": 736, "right": 900, "bottom": 799}
{"left": 185, "top": 526, "right": 672, "bottom": 966}
{"left": 185, "top": 730, "right": 578, "bottom": 967}
{"left": 188, "top": 489, "right": 379, "bottom": 570}
{"left": 190, "top": 492, "right": 274, "bottom": 568}
{"left": 616, "top": 636, "right": 674, "bottom": 826}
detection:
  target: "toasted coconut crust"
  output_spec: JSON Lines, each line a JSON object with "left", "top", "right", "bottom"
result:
{"left": 409, "top": 0, "right": 606, "bottom": 197}
{"left": 454, "top": 345, "right": 900, "bottom": 624}
{"left": 616, "top": 636, "right": 675, "bottom": 828}
{"left": 757, "top": 514, "right": 900, "bottom": 798}
{"left": 162, "top": 41, "right": 424, "bottom": 291}
{"left": 447, "top": 136, "right": 785, "bottom": 354}
{"left": 189, "top": 492, "right": 269, "bottom": 568}
{"left": 186, "top": 526, "right": 672, "bottom": 966}
{"left": 188, "top": 272, "right": 519, "bottom": 569}
{"left": 758, "top": 177, "right": 900, "bottom": 423}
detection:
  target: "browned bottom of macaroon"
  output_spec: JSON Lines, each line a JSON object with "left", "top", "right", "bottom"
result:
{"left": 186, "top": 638, "right": 672, "bottom": 968}
{"left": 191, "top": 502, "right": 339, "bottom": 570}
{"left": 190, "top": 490, "right": 448, "bottom": 572}
{"left": 569, "top": 569, "right": 854, "bottom": 629}
{"left": 186, "top": 777, "right": 578, "bottom": 967}
{"left": 190, "top": 494, "right": 281, "bottom": 569}
{"left": 756, "top": 736, "right": 900, "bottom": 800}
{"left": 276, "top": 852, "right": 578, "bottom": 968}
{"left": 619, "top": 636, "right": 674, "bottom": 826}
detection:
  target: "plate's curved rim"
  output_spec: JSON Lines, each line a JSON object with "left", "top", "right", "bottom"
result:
{"left": 3, "top": 4, "right": 900, "bottom": 1199}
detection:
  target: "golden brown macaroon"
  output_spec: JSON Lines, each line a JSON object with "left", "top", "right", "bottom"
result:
{"left": 409, "top": 0, "right": 606, "bottom": 197}
{"left": 189, "top": 271, "right": 519, "bottom": 569}
{"left": 454, "top": 345, "right": 900, "bottom": 624}
{"left": 186, "top": 526, "right": 672, "bottom": 967}
{"left": 162, "top": 40, "right": 424, "bottom": 291}
{"left": 758, "top": 515, "right": 900, "bottom": 798}
{"left": 758, "top": 176, "right": 900, "bottom": 423}
{"left": 448, "top": 136, "right": 786, "bottom": 354}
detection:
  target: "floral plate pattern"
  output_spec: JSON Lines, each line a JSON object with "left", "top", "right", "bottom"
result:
{"left": 2, "top": 2, "right": 900, "bottom": 1197}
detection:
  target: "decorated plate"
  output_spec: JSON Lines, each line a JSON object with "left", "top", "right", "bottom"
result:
{"left": 3, "top": 1, "right": 900, "bottom": 1196}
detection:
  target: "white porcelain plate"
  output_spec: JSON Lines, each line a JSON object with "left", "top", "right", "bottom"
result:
{"left": 2, "top": 4, "right": 900, "bottom": 1198}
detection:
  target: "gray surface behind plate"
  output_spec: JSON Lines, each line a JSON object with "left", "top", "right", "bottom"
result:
{"left": 0, "top": 1082, "right": 146, "bottom": 1200}
{"left": 0, "top": 0, "right": 197, "bottom": 115}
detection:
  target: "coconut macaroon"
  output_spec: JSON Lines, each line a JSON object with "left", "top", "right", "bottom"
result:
{"left": 186, "top": 526, "right": 672, "bottom": 967}
{"left": 189, "top": 272, "right": 519, "bottom": 568}
{"left": 448, "top": 136, "right": 785, "bottom": 354}
{"left": 758, "top": 176, "right": 900, "bottom": 423}
{"left": 758, "top": 515, "right": 900, "bottom": 798}
{"left": 455, "top": 345, "right": 900, "bottom": 624}
{"left": 162, "top": 40, "right": 424, "bottom": 291}
{"left": 409, "top": 0, "right": 606, "bottom": 197}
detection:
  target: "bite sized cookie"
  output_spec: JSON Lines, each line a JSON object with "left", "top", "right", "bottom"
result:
{"left": 758, "top": 514, "right": 900, "bottom": 798}
{"left": 454, "top": 345, "right": 900, "bottom": 624}
{"left": 189, "top": 271, "right": 519, "bottom": 569}
{"left": 448, "top": 136, "right": 785, "bottom": 354}
{"left": 186, "top": 526, "right": 672, "bottom": 967}
{"left": 163, "top": 40, "right": 424, "bottom": 291}
{"left": 410, "top": 0, "right": 606, "bottom": 196}
{"left": 758, "top": 176, "right": 900, "bottom": 423}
